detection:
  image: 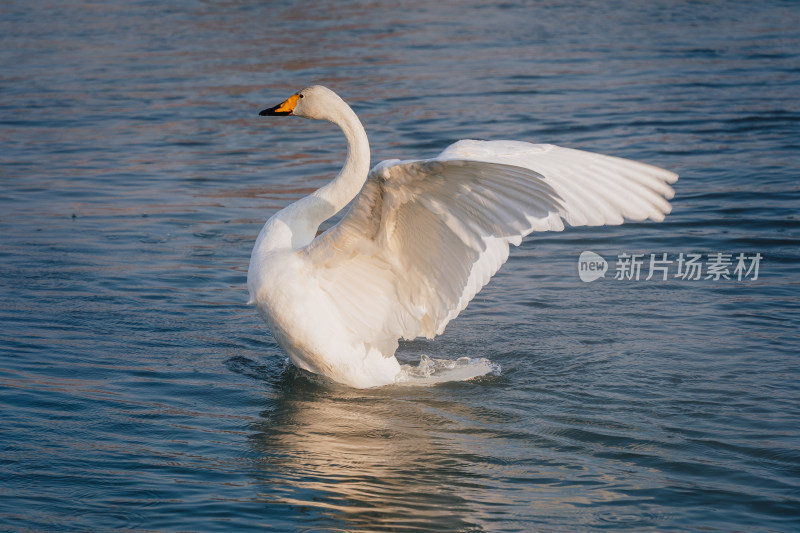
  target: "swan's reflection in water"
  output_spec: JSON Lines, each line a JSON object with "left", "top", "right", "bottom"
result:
{"left": 246, "top": 362, "right": 498, "bottom": 531}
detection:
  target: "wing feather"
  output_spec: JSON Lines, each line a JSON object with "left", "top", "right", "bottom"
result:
{"left": 302, "top": 140, "right": 677, "bottom": 348}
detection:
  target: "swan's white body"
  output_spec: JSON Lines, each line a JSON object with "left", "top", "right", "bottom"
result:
{"left": 248, "top": 86, "right": 678, "bottom": 388}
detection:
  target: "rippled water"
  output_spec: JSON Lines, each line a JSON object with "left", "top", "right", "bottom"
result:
{"left": 2, "top": 0, "right": 799, "bottom": 531}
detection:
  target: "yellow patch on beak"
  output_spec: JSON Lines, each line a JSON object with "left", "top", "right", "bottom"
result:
{"left": 259, "top": 94, "right": 301, "bottom": 117}
{"left": 274, "top": 94, "right": 300, "bottom": 115}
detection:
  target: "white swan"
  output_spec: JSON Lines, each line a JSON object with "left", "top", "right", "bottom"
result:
{"left": 248, "top": 86, "right": 678, "bottom": 388}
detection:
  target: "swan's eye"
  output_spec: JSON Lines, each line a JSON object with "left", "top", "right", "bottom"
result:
{"left": 298, "top": 94, "right": 304, "bottom": 99}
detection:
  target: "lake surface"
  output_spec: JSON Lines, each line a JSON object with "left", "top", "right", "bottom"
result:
{"left": 2, "top": 0, "right": 799, "bottom": 531}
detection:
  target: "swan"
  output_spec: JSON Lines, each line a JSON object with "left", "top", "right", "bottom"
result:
{"left": 248, "top": 85, "right": 677, "bottom": 388}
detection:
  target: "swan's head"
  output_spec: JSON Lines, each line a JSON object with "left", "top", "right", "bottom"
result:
{"left": 259, "top": 85, "right": 347, "bottom": 121}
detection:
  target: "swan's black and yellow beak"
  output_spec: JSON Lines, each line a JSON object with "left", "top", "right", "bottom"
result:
{"left": 259, "top": 94, "right": 299, "bottom": 116}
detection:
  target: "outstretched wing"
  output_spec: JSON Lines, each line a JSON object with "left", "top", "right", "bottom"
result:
{"left": 302, "top": 140, "right": 677, "bottom": 354}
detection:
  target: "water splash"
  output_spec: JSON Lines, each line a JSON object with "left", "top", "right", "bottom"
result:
{"left": 396, "top": 354, "right": 501, "bottom": 386}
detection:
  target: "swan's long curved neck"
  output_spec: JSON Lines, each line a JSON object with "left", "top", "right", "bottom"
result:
{"left": 265, "top": 101, "right": 370, "bottom": 251}
{"left": 312, "top": 104, "right": 371, "bottom": 224}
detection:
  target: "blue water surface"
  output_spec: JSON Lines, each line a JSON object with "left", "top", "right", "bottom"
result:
{"left": 1, "top": 0, "right": 799, "bottom": 531}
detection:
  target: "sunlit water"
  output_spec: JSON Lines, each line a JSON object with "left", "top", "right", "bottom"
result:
{"left": 2, "top": 0, "right": 799, "bottom": 531}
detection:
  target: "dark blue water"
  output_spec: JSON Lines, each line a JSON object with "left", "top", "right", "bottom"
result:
{"left": 2, "top": 0, "right": 799, "bottom": 531}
